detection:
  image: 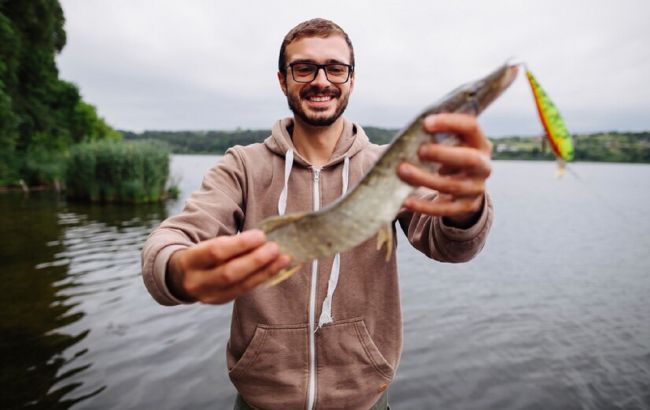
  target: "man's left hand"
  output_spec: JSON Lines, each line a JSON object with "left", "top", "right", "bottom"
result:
{"left": 397, "top": 113, "right": 492, "bottom": 229}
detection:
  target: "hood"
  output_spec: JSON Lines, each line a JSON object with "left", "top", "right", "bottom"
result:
{"left": 263, "top": 117, "right": 370, "bottom": 168}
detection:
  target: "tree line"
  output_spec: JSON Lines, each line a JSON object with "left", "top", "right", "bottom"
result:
{"left": 121, "top": 126, "right": 398, "bottom": 154}
{"left": 0, "top": 0, "right": 119, "bottom": 187}
{"left": 124, "top": 128, "right": 650, "bottom": 163}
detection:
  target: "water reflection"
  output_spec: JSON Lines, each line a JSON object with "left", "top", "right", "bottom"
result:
{"left": 0, "top": 192, "right": 169, "bottom": 409}
{"left": 2, "top": 158, "right": 650, "bottom": 409}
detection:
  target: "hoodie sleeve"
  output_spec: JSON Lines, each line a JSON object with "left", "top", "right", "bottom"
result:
{"left": 141, "top": 148, "right": 247, "bottom": 305}
{"left": 397, "top": 189, "right": 494, "bottom": 263}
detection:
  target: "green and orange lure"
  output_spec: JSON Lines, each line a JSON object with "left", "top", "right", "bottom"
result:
{"left": 524, "top": 68, "right": 574, "bottom": 177}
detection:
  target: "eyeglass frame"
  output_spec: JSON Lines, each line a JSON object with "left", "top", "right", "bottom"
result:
{"left": 286, "top": 62, "right": 354, "bottom": 84}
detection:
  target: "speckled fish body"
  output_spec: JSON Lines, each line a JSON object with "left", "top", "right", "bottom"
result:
{"left": 259, "top": 63, "right": 519, "bottom": 277}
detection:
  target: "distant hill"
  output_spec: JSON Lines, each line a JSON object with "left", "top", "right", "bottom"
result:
{"left": 493, "top": 131, "right": 650, "bottom": 163}
{"left": 122, "top": 129, "right": 650, "bottom": 163}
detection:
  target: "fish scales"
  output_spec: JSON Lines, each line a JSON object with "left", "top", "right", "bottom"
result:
{"left": 259, "top": 63, "right": 519, "bottom": 283}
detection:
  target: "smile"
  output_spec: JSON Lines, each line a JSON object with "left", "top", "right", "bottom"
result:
{"left": 308, "top": 95, "right": 333, "bottom": 102}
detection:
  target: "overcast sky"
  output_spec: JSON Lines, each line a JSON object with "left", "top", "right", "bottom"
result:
{"left": 57, "top": 0, "right": 650, "bottom": 136}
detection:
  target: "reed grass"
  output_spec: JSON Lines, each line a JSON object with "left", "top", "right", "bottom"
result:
{"left": 65, "top": 140, "right": 177, "bottom": 203}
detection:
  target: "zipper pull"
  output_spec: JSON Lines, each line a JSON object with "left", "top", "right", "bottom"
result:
{"left": 313, "top": 168, "right": 320, "bottom": 182}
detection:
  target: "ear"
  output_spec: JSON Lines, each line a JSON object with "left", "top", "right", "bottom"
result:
{"left": 349, "top": 71, "right": 355, "bottom": 93}
{"left": 278, "top": 71, "right": 287, "bottom": 96}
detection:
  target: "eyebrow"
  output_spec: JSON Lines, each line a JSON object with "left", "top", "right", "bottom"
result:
{"left": 288, "top": 58, "right": 349, "bottom": 65}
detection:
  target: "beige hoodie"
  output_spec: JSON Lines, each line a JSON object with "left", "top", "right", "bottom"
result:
{"left": 141, "top": 117, "right": 493, "bottom": 410}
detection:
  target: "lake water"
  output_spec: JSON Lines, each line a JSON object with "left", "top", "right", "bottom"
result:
{"left": 1, "top": 156, "right": 649, "bottom": 410}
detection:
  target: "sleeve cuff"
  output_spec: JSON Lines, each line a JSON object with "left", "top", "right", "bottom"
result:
{"left": 437, "top": 194, "right": 492, "bottom": 241}
{"left": 152, "top": 244, "right": 193, "bottom": 305}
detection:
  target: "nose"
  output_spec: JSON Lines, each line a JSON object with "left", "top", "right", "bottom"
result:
{"left": 311, "top": 66, "right": 331, "bottom": 86}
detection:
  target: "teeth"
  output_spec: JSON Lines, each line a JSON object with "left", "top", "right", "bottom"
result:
{"left": 309, "top": 96, "right": 332, "bottom": 102}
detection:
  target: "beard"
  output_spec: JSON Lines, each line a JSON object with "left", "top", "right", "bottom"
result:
{"left": 286, "top": 85, "right": 350, "bottom": 127}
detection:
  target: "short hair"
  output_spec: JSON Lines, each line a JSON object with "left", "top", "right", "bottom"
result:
{"left": 278, "top": 18, "right": 355, "bottom": 74}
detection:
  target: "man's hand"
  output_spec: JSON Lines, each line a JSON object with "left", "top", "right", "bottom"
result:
{"left": 167, "top": 230, "right": 291, "bottom": 304}
{"left": 397, "top": 113, "right": 492, "bottom": 228}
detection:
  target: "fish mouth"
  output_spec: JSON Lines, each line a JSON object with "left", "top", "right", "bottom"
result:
{"left": 500, "top": 64, "right": 519, "bottom": 89}
{"left": 475, "top": 63, "right": 520, "bottom": 110}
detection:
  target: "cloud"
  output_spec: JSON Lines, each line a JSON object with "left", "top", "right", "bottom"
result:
{"left": 58, "top": 0, "right": 650, "bottom": 135}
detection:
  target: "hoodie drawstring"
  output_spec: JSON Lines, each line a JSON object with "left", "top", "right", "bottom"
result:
{"left": 318, "top": 155, "right": 349, "bottom": 328}
{"left": 276, "top": 149, "right": 350, "bottom": 329}
{"left": 277, "top": 149, "right": 294, "bottom": 216}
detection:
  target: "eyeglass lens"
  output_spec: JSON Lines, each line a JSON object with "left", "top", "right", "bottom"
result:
{"left": 290, "top": 63, "right": 351, "bottom": 84}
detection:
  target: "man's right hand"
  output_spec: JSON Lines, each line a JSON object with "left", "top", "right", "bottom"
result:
{"left": 166, "top": 230, "right": 291, "bottom": 304}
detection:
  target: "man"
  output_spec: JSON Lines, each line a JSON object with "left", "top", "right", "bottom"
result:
{"left": 142, "top": 18, "right": 493, "bottom": 410}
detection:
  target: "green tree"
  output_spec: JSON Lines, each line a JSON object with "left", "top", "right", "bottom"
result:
{"left": 0, "top": 0, "right": 120, "bottom": 186}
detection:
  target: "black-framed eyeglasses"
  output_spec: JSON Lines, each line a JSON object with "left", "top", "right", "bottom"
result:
{"left": 287, "top": 62, "right": 354, "bottom": 84}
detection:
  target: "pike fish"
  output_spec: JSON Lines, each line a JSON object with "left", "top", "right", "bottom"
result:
{"left": 259, "top": 63, "right": 519, "bottom": 284}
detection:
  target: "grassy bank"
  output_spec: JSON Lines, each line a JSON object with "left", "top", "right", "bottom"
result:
{"left": 65, "top": 140, "right": 178, "bottom": 203}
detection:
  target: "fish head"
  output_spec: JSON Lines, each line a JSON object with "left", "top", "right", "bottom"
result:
{"left": 474, "top": 63, "right": 519, "bottom": 110}
{"left": 440, "top": 63, "right": 519, "bottom": 116}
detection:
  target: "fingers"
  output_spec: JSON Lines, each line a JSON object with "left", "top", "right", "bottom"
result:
{"left": 200, "top": 254, "right": 292, "bottom": 305}
{"left": 184, "top": 241, "right": 292, "bottom": 302}
{"left": 194, "top": 241, "right": 281, "bottom": 289}
{"left": 399, "top": 160, "right": 486, "bottom": 218}
{"left": 423, "top": 113, "right": 492, "bottom": 153}
{"left": 398, "top": 162, "right": 485, "bottom": 197}
{"left": 417, "top": 144, "right": 491, "bottom": 178}
{"left": 403, "top": 194, "right": 484, "bottom": 218}
{"left": 395, "top": 113, "right": 492, "bottom": 220}
{"left": 415, "top": 113, "right": 493, "bottom": 181}
{"left": 176, "top": 229, "right": 293, "bottom": 305}
{"left": 187, "top": 229, "right": 267, "bottom": 269}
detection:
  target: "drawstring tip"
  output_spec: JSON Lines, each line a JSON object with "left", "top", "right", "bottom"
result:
{"left": 317, "top": 313, "right": 333, "bottom": 331}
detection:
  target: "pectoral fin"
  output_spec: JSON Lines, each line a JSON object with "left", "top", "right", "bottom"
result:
{"left": 376, "top": 224, "right": 394, "bottom": 262}
{"left": 265, "top": 264, "right": 302, "bottom": 287}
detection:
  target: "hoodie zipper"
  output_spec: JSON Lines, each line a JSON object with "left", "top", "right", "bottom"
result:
{"left": 306, "top": 167, "right": 320, "bottom": 410}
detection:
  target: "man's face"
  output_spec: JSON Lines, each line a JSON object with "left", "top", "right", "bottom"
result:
{"left": 279, "top": 35, "right": 354, "bottom": 127}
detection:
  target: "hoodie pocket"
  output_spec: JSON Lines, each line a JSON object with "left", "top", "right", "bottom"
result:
{"left": 316, "top": 318, "right": 395, "bottom": 409}
{"left": 228, "top": 323, "right": 309, "bottom": 410}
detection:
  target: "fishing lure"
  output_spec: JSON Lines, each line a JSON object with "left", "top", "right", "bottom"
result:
{"left": 525, "top": 68, "right": 574, "bottom": 176}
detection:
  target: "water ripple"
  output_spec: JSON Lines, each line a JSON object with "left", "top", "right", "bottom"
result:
{"left": 3, "top": 159, "right": 650, "bottom": 409}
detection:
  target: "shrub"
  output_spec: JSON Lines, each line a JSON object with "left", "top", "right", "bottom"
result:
{"left": 65, "top": 140, "right": 176, "bottom": 203}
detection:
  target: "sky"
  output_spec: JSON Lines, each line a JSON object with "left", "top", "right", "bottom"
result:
{"left": 57, "top": 0, "right": 650, "bottom": 136}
